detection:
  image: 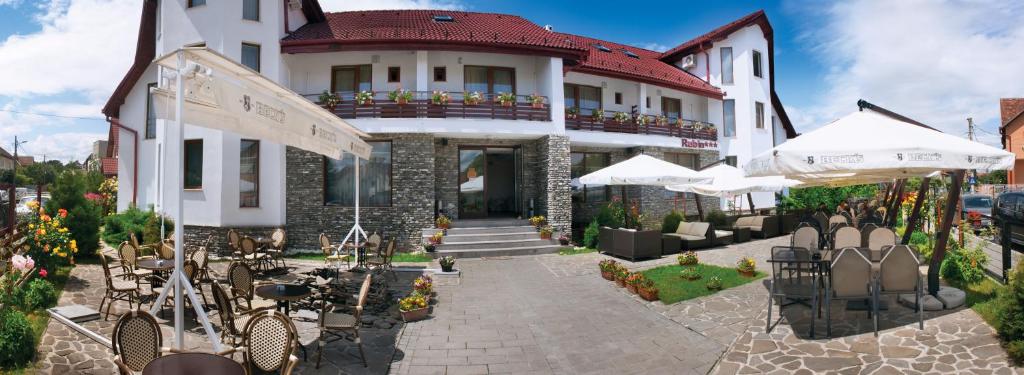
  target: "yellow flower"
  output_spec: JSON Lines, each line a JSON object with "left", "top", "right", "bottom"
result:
{"left": 58, "top": 252, "right": 66, "bottom": 257}
{"left": 28, "top": 223, "right": 34, "bottom": 229}
{"left": 54, "top": 246, "right": 61, "bottom": 253}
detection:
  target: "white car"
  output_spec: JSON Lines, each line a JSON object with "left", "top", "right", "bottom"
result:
{"left": 15, "top": 195, "right": 49, "bottom": 215}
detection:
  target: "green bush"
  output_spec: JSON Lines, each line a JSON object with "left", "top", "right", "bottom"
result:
{"left": 909, "top": 231, "right": 931, "bottom": 261}
{"left": 45, "top": 171, "right": 103, "bottom": 258}
{"left": 595, "top": 200, "right": 625, "bottom": 228}
{"left": 661, "top": 211, "right": 684, "bottom": 233}
{"left": 583, "top": 220, "right": 600, "bottom": 249}
{"left": 0, "top": 308, "right": 36, "bottom": 367}
{"left": 143, "top": 213, "right": 174, "bottom": 245}
{"left": 705, "top": 210, "right": 728, "bottom": 228}
{"left": 102, "top": 206, "right": 150, "bottom": 245}
{"left": 1008, "top": 340, "right": 1024, "bottom": 365}
{"left": 940, "top": 240, "right": 988, "bottom": 284}
{"left": 788, "top": 185, "right": 878, "bottom": 213}
{"left": 997, "top": 262, "right": 1024, "bottom": 354}
{"left": 23, "top": 279, "right": 58, "bottom": 310}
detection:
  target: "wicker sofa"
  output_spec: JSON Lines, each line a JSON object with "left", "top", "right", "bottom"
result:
{"left": 598, "top": 227, "right": 661, "bottom": 261}
{"left": 733, "top": 215, "right": 780, "bottom": 238}
{"left": 662, "top": 222, "right": 716, "bottom": 252}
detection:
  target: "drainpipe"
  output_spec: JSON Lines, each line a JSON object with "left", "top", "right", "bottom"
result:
{"left": 282, "top": 0, "right": 290, "bottom": 34}
{"left": 108, "top": 118, "right": 139, "bottom": 207}
{"left": 702, "top": 47, "right": 711, "bottom": 83}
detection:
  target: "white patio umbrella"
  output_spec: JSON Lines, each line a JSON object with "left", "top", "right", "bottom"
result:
{"left": 667, "top": 164, "right": 800, "bottom": 213}
{"left": 149, "top": 47, "right": 371, "bottom": 350}
{"left": 578, "top": 154, "right": 710, "bottom": 186}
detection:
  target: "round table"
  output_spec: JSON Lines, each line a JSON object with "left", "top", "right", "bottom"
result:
{"left": 142, "top": 353, "right": 243, "bottom": 375}
{"left": 254, "top": 284, "right": 311, "bottom": 315}
{"left": 137, "top": 259, "right": 175, "bottom": 288}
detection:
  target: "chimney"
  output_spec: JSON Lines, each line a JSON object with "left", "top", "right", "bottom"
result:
{"left": 1001, "top": 98, "right": 1024, "bottom": 126}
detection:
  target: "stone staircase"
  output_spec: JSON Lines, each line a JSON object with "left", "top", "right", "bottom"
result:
{"left": 422, "top": 218, "right": 562, "bottom": 258}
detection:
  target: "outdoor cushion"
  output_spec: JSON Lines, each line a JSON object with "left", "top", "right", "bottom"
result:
{"left": 687, "top": 222, "right": 711, "bottom": 237}
{"left": 664, "top": 233, "right": 704, "bottom": 241}
{"left": 734, "top": 217, "right": 752, "bottom": 227}
{"left": 714, "top": 230, "right": 732, "bottom": 238}
{"left": 675, "top": 222, "right": 691, "bottom": 235}
{"left": 747, "top": 226, "right": 762, "bottom": 232}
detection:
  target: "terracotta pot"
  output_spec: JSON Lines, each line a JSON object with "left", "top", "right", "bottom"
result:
{"left": 638, "top": 288, "right": 659, "bottom": 301}
{"left": 601, "top": 270, "right": 614, "bottom": 281}
{"left": 738, "top": 270, "right": 756, "bottom": 278}
{"left": 502, "top": 101, "right": 513, "bottom": 107}
{"left": 532, "top": 102, "right": 544, "bottom": 109}
{"left": 615, "top": 278, "right": 626, "bottom": 287}
{"left": 396, "top": 98, "right": 408, "bottom": 105}
{"left": 626, "top": 284, "right": 638, "bottom": 294}
{"left": 400, "top": 307, "right": 429, "bottom": 322}
{"left": 540, "top": 233, "right": 552, "bottom": 240}
{"left": 360, "top": 100, "right": 373, "bottom": 107}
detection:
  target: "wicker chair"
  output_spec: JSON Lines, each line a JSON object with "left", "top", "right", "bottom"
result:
{"left": 228, "top": 229, "right": 242, "bottom": 260}
{"left": 226, "top": 262, "right": 276, "bottom": 313}
{"left": 365, "top": 239, "right": 396, "bottom": 280}
{"left": 319, "top": 233, "right": 348, "bottom": 269}
{"left": 112, "top": 310, "right": 180, "bottom": 374}
{"left": 129, "top": 232, "right": 157, "bottom": 259}
{"left": 363, "top": 232, "right": 382, "bottom": 261}
{"left": 240, "top": 236, "right": 270, "bottom": 272}
{"left": 266, "top": 228, "right": 287, "bottom": 270}
{"left": 211, "top": 281, "right": 260, "bottom": 348}
{"left": 219, "top": 309, "right": 299, "bottom": 375}
{"left": 117, "top": 241, "right": 152, "bottom": 288}
{"left": 316, "top": 274, "right": 371, "bottom": 368}
{"left": 157, "top": 240, "right": 175, "bottom": 260}
{"left": 99, "top": 252, "right": 141, "bottom": 320}
{"left": 190, "top": 245, "right": 213, "bottom": 285}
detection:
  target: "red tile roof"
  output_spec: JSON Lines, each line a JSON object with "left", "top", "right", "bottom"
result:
{"left": 101, "top": 158, "right": 118, "bottom": 177}
{"left": 282, "top": 10, "right": 588, "bottom": 59}
{"left": 102, "top": 0, "right": 157, "bottom": 118}
{"left": 1001, "top": 98, "right": 1024, "bottom": 127}
{"left": 660, "top": 10, "right": 770, "bottom": 60}
{"left": 559, "top": 33, "right": 721, "bottom": 98}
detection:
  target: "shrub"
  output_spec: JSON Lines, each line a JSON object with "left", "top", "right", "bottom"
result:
{"left": 595, "top": 199, "right": 625, "bottom": 228}
{"left": 583, "top": 220, "right": 600, "bottom": 249}
{"left": 997, "top": 262, "right": 1024, "bottom": 349}
{"left": 705, "top": 210, "right": 728, "bottom": 228}
{"left": 102, "top": 206, "right": 151, "bottom": 245}
{"left": 661, "top": 211, "right": 684, "bottom": 233}
{"left": 23, "top": 279, "right": 58, "bottom": 310}
{"left": 677, "top": 251, "right": 698, "bottom": 266}
{"left": 1008, "top": 340, "right": 1024, "bottom": 365}
{"left": 143, "top": 212, "right": 174, "bottom": 245}
{"left": 706, "top": 276, "right": 723, "bottom": 290}
{"left": 46, "top": 171, "right": 103, "bottom": 258}
{"left": 0, "top": 309, "right": 35, "bottom": 367}
{"left": 940, "top": 240, "right": 988, "bottom": 285}
{"left": 909, "top": 231, "right": 931, "bottom": 260}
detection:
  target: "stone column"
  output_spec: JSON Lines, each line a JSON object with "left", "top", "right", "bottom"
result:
{"left": 538, "top": 135, "right": 571, "bottom": 231}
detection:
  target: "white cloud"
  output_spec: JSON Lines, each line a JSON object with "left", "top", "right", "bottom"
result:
{"left": 24, "top": 132, "right": 104, "bottom": 163}
{"left": 637, "top": 43, "right": 670, "bottom": 52}
{"left": 318, "top": 0, "right": 463, "bottom": 12}
{"left": 792, "top": 0, "right": 1024, "bottom": 146}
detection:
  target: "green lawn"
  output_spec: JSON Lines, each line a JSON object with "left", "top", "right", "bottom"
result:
{"left": 948, "top": 276, "right": 1005, "bottom": 328}
{"left": 558, "top": 247, "right": 596, "bottom": 255}
{"left": 641, "top": 263, "right": 766, "bottom": 304}
{"left": 285, "top": 252, "right": 433, "bottom": 263}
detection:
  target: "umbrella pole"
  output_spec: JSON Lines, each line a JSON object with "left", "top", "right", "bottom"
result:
{"left": 901, "top": 177, "right": 930, "bottom": 244}
{"left": 343, "top": 158, "right": 366, "bottom": 250}
{"left": 929, "top": 170, "right": 965, "bottom": 296}
{"left": 747, "top": 193, "right": 755, "bottom": 215}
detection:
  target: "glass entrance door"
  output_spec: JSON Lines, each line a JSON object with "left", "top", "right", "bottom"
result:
{"left": 459, "top": 149, "right": 486, "bottom": 218}
{"left": 458, "top": 147, "right": 520, "bottom": 219}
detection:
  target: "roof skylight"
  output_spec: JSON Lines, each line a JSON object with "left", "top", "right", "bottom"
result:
{"left": 432, "top": 15, "right": 454, "bottom": 22}
{"left": 593, "top": 44, "right": 611, "bottom": 52}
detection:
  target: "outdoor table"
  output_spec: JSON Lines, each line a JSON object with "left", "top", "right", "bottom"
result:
{"left": 766, "top": 246, "right": 829, "bottom": 337}
{"left": 254, "top": 284, "right": 312, "bottom": 315}
{"left": 343, "top": 242, "right": 367, "bottom": 269}
{"left": 142, "top": 352, "right": 243, "bottom": 375}
{"left": 137, "top": 258, "right": 175, "bottom": 289}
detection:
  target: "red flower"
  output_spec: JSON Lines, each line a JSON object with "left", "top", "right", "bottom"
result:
{"left": 58, "top": 208, "right": 68, "bottom": 218}
{"left": 39, "top": 268, "right": 48, "bottom": 278}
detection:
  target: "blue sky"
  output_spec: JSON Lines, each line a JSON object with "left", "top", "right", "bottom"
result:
{"left": 0, "top": 0, "right": 1021, "bottom": 162}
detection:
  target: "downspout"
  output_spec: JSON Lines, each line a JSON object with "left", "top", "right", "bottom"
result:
{"left": 108, "top": 118, "right": 139, "bottom": 207}
{"left": 702, "top": 45, "right": 711, "bottom": 83}
{"left": 282, "top": 0, "right": 290, "bottom": 34}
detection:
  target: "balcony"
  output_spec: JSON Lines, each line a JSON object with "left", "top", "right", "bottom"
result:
{"left": 309, "top": 91, "right": 550, "bottom": 122}
{"left": 565, "top": 113, "right": 718, "bottom": 141}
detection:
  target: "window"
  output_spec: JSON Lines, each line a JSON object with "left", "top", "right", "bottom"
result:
{"left": 243, "top": 0, "right": 259, "bottom": 21}
{"left": 623, "top": 50, "right": 639, "bottom": 59}
{"left": 241, "top": 43, "right": 260, "bottom": 72}
{"left": 662, "top": 97, "right": 682, "bottom": 121}
{"left": 188, "top": 0, "right": 205, "bottom": 7}
{"left": 145, "top": 83, "right": 157, "bottom": 139}
{"left": 614, "top": 92, "right": 622, "bottom": 105}
{"left": 594, "top": 44, "right": 612, "bottom": 52}
{"left": 563, "top": 84, "right": 601, "bottom": 113}
{"left": 433, "top": 66, "right": 446, "bottom": 81}
{"left": 324, "top": 141, "right": 392, "bottom": 206}
{"left": 720, "top": 47, "right": 733, "bottom": 85}
{"left": 432, "top": 15, "right": 454, "bottom": 22}
{"left": 570, "top": 152, "right": 610, "bottom": 203}
{"left": 184, "top": 140, "right": 203, "bottom": 189}
{"left": 725, "top": 156, "right": 738, "bottom": 167}
{"left": 646, "top": 96, "right": 651, "bottom": 109}
{"left": 723, "top": 99, "right": 736, "bottom": 137}
{"left": 387, "top": 66, "right": 401, "bottom": 83}
{"left": 331, "top": 65, "right": 372, "bottom": 93}
{"left": 464, "top": 66, "right": 514, "bottom": 94}
{"left": 239, "top": 140, "right": 259, "bottom": 207}
{"left": 752, "top": 50, "right": 763, "bottom": 78}
{"left": 755, "top": 102, "right": 765, "bottom": 129}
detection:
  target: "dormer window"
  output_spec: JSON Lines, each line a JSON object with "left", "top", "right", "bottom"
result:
{"left": 623, "top": 50, "right": 639, "bottom": 59}
{"left": 594, "top": 44, "right": 611, "bottom": 53}
{"left": 432, "top": 15, "right": 454, "bottom": 22}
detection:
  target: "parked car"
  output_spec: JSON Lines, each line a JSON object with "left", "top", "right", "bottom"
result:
{"left": 15, "top": 195, "right": 49, "bottom": 215}
{"left": 993, "top": 192, "right": 1024, "bottom": 247}
{"left": 961, "top": 194, "right": 993, "bottom": 231}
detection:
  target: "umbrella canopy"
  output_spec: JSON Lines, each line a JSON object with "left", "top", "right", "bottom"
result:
{"left": 667, "top": 164, "right": 801, "bottom": 197}
{"left": 578, "top": 154, "right": 710, "bottom": 186}
{"left": 744, "top": 110, "right": 1013, "bottom": 185}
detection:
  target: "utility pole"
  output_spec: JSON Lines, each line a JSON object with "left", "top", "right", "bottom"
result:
{"left": 967, "top": 117, "right": 978, "bottom": 192}
{"left": 12, "top": 136, "right": 27, "bottom": 186}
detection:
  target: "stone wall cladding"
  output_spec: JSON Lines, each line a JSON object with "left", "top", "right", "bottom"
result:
{"left": 540, "top": 135, "right": 572, "bottom": 231}
{"left": 286, "top": 133, "right": 435, "bottom": 252}
{"left": 183, "top": 225, "right": 280, "bottom": 257}
{"left": 433, "top": 137, "right": 538, "bottom": 220}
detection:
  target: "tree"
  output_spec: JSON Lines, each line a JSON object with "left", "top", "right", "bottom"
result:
{"left": 45, "top": 171, "right": 102, "bottom": 258}
{"left": 978, "top": 170, "right": 1007, "bottom": 185}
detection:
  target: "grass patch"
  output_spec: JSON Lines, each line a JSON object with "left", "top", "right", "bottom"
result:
{"left": 0, "top": 266, "right": 72, "bottom": 374}
{"left": 558, "top": 247, "right": 596, "bottom": 255}
{"left": 641, "top": 263, "right": 766, "bottom": 304}
{"left": 948, "top": 276, "right": 1005, "bottom": 328}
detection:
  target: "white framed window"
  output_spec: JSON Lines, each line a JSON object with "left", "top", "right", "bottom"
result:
{"left": 752, "top": 50, "right": 763, "bottom": 78}
{"left": 241, "top": 43, "right": 260, "bottom": 72}
{"left": 723, "top": 99, "right": 736, "bottom": 137}
{"left": 243, "top": 0, "right": 259, "bottom": 21}
{"left": 720, "top": 47, "right": 733, "bottom": 85}
{"left": 755, "top": 102, "right": 765, "bottom": 129}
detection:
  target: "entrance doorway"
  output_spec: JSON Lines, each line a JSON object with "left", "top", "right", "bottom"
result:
{"left": 458, "top": 147, "right": 521, "bottom": 219}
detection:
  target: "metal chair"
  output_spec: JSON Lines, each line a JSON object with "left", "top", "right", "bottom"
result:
{"left": 832, "top": 226, "right": 861, "bottom": 250}
{"left": 791, "top": 226, "right": 819, "bottom": 253}
{"left": 117, "top": 241, "right": 152, "bottom": 288}
{"left": 226, "top": 262, "right": 276, "bottom": 313}
{"left": 320, "top": 233, "right": 348, "bottom": 269}
{"left": 366, "top": 238, "right": 397, "bottom": 280}
{"left": 220, "top": 309, "right": 299, "bottom": 375}
{"left": 860, "top": 223, "right": 879, "bottom": 247}
{"left": 826, "top": 247, "right": 877, "bottom": 337}
{"left": 112, "top": 310, "right": 179, "bottom": 375}
{"left": 99, "top": 252, "right": 141, "bottom": 320}
{"left": 876, "top": 244, "right": 924, "bottom": 331}
{"left": 868, "top": 227, "right": 897, "bottom": 259}
{"left": 766, "top": 246, "right": 816, "bottom": 333}
{"left": 316, "top": 274, "right": 371, "bottom": 369}
{"left": 211, "top": 281, "right": 260, "bottom": 348}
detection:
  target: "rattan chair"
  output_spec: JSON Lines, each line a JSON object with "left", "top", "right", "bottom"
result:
{"left": 364, "top": 232, "right": 382, "bottom": 259}
{"left": 219, "top": 309, "right": 299, "bottom": 375}
{"left": 316, "top": 274, "right": 371, "bottom": 369}
{"left": 112, "top": 310, "right": 180, "bottom": 375}
{"left": 129, "top": 232, "right": 157, "bottom": 259}
{"left": 99, "top": 252, "right": 141, "bottom": 320}
{"left": 211, "top": 281, "right": 260, "bottom": 348}
{"left": 157, "top": 240, "right": 175, "bottom": 260}
{"left": 366, "top": 239, "right": 397, "bottom": 280}
{"left": 228, "top": 229, "right": 242, "bottom": 260}
{"left": 319, "top": 233, "right": 348, "bottom": 269}
{"left": 826, "top": 247, "right": 877, "bottom": 337}
{"left": 240, "top": 236, "right": 271, "bottom": 272}
{"left": 876, "top": 244, "right": 924, "bottom": 331}
{"left": 226, "top": 262, "right": 276, "bottom": 313}
{"left": 266, "top": 228, "right": 287, "bottom": 270}
{"left": 190, "top": 245, "right": 212, "bottom": 284}
{"left": 117, "top": 241, "right": 152, "bottom": 288}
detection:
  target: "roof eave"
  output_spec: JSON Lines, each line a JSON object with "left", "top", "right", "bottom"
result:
{"left": 280, "top": 39, "right": 588, "bottom": 61}
{"left": 571, "top": 66, "right": 723, "bottom": 100}
{"left": 102, "top": 0, "right": 157, "bottom": 118}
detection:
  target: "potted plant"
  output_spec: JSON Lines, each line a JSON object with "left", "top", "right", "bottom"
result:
{"left": 539, "top": 226, "right": 553, "bottom": 240}
{"left": 355, "top": 90, "right": 374, "bottom": 106}
{"left": 495, "top": 92, "right": 516, "bottom": 107}
{"left": 428, "top": 231, "right": 444, "bottom": 245}
{"left": 677, "top": 251, "right": 698, "bottom": 266}
{"left": 399, "top": 292, "right": 429, "bottom": 322}
{"left": 318, "top": 90, "right": 341, "bottom": 111}
{"left": 613, "top": 265, "right": 629, "bottom": 287}
{"left": 598, "top": 259, "right": 617, "bottom": 281}
{"left": 566, "top": 107, "right": 579, "bottom": 119}
{"left": 435, "top": 215, "right": 451, "bottom": 230}
{"left": 528, "top": 215, "right": 546, "bottom": 229}
{"left": 463, "top": 91, "right": 483, "bottom": 105}
{"left": 413, "top": 275, "right": 433, "bottom": 296}
{"left": 613, "top": 111, "right": 630, "bottom": 124}
{"left": 706, "top": 276, "right": 723, "bottom": 291}
{"left": 557, "top": 233, "right": 570, "bottom": 246}
{"left": 625, "top": 272, "right": 644, "bottom": 294}
{"left": 635, "top": 114, "right": 650, "bottom": 127}
{"left": 637, "top": 279, "right": 659, "bottom": 301}
{"left": 675, "top": 118, "right": 686, "bottom": 128}
{"left": 736, "top": 256, "right": 757, "bottom": 277}
{"left": 388, "top": 88, "right": 414, "bottom": 105}
{"left": 423, "top": 243, "right": 436, "bottom": 252}
{"left": 430, "top": 90, "right": 450, "bottom": 105}
{"left": 439, "top": 256, "right": 456, "bottom": 273}
{"left": 680, "top": 267, "right": 701, "bottom": 281}
{"left": 528, "top": 93, "right": 545, "bottom": 109}
{"left": 654, "top": 115, "right": 668, "bottom": 126}
{"left": 591, "top": 108, "right": 604, "bottom": 122}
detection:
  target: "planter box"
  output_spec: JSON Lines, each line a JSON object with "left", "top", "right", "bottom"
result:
{"left": 601, "top": 271, "right": 615, "bottom": 281}
{"left": 615, "top": 279, "right": 626, "bottom": 287}
{"left": 638, "top": 288, "right": 659, "bottom": 301}
{"left": 626, "top": 284, "right": 638, "bottom": 294}
{"left": 401, "top": 307, "right": 429, "bottom": 322}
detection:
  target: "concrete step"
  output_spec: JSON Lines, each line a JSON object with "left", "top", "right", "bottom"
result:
{"left": 422, "top": 231, "right": 541, "bottom": 242}
{"left": 452, "top": 218, "right": 529, "bottom": 228}
{"left": 422, "top": 226, "right": 536, "bottom": 236}
{"left": 436, "top": 244, "right": 564, "bottom": 258}
{"left": 435, "top": 238, "right": 558, "bottom": 251}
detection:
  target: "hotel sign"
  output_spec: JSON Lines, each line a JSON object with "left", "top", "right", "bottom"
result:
{"left": 682, "top": 139, "right": 718, "bottom": 149}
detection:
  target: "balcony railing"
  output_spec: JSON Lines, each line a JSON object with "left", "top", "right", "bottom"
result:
{"left": 308, "top": 91, "right": 550, "bottom": 121}
{"left": 565, "top": 112, "right": 718, "bottom": 141}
